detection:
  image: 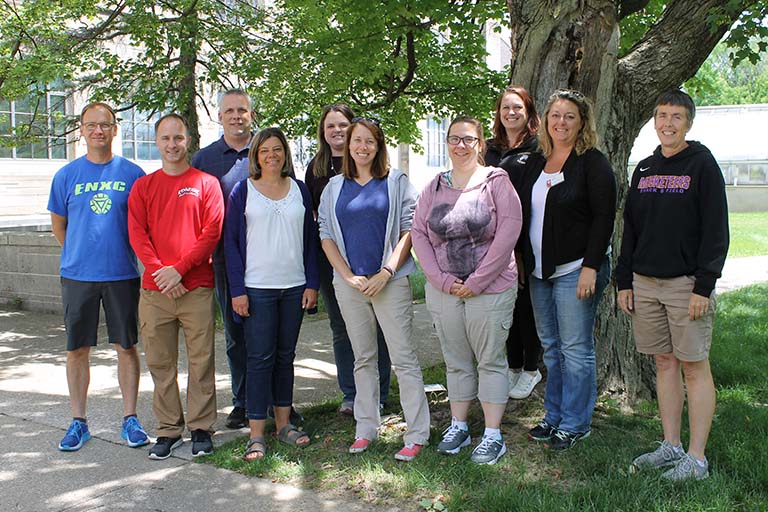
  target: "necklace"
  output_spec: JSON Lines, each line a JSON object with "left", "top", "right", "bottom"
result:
{"left": 330, "top": 156, "right": 343, "bottom": 177}
{"left": 446, "top": 168, "right": 476, "bottom": 190}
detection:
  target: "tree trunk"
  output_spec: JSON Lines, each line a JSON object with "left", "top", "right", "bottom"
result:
{"left": 505, "top": 0, "right": 746, "bottom": 399}
{"left": 178, "top": 9, "right": 201, "bottom": 154}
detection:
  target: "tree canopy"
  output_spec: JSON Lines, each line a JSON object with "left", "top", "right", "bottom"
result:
{"left": 687, "top": 41, "right": 768, "bottom": 105}
{"left": 1, "top": 0, "right": 766, "bottom": 149}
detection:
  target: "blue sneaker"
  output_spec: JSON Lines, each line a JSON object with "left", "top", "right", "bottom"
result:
{"left": 121, "top": 416, "right": 150, "bottom": 447}
{"left": 59, "top": 419, "right": 91, "bottom": 451}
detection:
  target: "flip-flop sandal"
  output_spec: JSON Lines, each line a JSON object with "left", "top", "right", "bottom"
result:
{"left": 243, "top": 437, "right": 267, "bottom": 461}
{"left": 277, "top": 424, "right": 310, "bottom": 447}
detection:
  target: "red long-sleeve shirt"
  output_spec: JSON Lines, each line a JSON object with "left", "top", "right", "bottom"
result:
{"left": 128, "top": 167, "right": 223, "bottom": 291}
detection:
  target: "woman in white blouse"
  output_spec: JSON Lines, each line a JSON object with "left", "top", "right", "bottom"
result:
{"left": 224, "top": 127, "right": 319, "bottom": 461}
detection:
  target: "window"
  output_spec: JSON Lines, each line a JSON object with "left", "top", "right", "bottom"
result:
{"left": 0, "top": 92, "right": 69, "bottom": 159}
{"left": 121, "top": 109, "right": 161, "bottom": 160}
{"left": 748, "top": 164, "right": 767, "bottom": 184}
{"left": 426, "top": 117, "right": 448, "bottom": 168}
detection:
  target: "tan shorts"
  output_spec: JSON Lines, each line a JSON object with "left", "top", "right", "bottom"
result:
{"left": 631, "top": 273, "right": 716, "bottom": 362}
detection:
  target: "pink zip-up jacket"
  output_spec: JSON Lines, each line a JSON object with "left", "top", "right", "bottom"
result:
{"left": 412, "top": 167, "right": 522, "bottom": 296}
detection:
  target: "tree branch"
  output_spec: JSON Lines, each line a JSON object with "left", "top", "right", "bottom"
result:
{"left": 68, "top": 1, "right": 128, "bottom": 50}
{"left": 619, "top": 0, "right": 748, "bottom": 120}
{"left": 617, "top": 0, "right": 650, "bottom": 20}
{"left": 367, "top": 30, "right": 417, "bottom": 109}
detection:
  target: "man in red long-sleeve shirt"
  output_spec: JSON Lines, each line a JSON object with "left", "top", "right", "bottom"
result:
{"left": 128, "top": 113, "right": 224, "bottom": 460}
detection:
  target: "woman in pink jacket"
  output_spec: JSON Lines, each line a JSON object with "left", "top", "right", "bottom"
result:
{"left": 412, "top": 116, "right": 522, "bottom": 465}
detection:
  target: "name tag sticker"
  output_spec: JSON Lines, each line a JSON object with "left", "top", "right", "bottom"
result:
{"left": 546, "top": 173, "right": 565, "bottom": 188}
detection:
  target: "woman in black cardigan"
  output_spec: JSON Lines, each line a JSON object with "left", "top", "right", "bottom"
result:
{"left": 517, "top": 90, "right": 616, "bottom": 451}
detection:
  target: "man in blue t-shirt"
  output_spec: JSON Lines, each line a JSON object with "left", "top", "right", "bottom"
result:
{"left": 48, "top": 102, "right": 147, "bottom": 451}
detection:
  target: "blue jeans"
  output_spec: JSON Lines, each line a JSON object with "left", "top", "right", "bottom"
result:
{"left": 318, "top": 250, "right": 391, "bottom": 404}
{"left": 242, "top": 285, "right": 305, "bottom": 420}
{"left": 214, "top": 260, "right": 247, "bottom": 408}
{"left": 528, "top": 257, "right": 610, "bottom": 434}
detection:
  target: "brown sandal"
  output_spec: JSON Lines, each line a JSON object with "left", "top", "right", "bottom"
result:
{"left": 277, "top": 424, "right": 310, "bottom": 447}
{"left": 243, "top": 437, "right": 267, "bottom": 461}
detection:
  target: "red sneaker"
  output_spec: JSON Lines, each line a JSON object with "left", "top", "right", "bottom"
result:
{"left": 349, "top": 438, "right": 371, "bottom": 454}
{"left": 394, "top": 443, "right": 423, "bottom": 461}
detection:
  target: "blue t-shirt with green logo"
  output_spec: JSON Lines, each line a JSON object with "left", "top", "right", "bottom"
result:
{"left": 48, "top": 155, "right": 145, "bottom": 281}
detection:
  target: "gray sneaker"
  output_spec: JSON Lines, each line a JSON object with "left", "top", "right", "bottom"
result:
{"left": 470, "top": 435, "right": 507, "bottom": 465}
{"left": 629, "top": 440, "right": 685, "bottom": 473}
{"left": 437, "top": 424, "right": 471, "bottom": 455}
{"left": 338, "top": 400, "right": 354, "bottom": 416}
{"left": 661, "top": 453, "right": 709, "bottom": 482}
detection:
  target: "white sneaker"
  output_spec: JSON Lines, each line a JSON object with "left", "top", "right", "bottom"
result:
{"left": 508, "top": 369, "right": 521, "bottom": 392}
{"left": 509, "top": 370, "right": 542, "bottom": 399}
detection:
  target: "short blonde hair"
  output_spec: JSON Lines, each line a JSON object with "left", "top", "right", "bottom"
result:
{"left": 538, "top": 89, "right": 598, "bottom": 158}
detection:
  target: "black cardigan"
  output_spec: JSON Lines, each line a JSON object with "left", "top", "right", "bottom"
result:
{"left": 517, "top": 147, "right": 617, "bottom": 279}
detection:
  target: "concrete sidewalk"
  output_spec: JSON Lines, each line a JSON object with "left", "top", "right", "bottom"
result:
{"left": 0, "top": 305, "right": 442, "bottom": 512}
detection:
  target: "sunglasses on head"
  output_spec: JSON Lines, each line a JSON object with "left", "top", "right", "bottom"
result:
{"left": 351, "top": 116, "right": 381, "bottom": 127}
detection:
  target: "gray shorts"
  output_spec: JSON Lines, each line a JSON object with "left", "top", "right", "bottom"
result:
{"left": 61, "top": 277, "right": 140, "bottom": 351}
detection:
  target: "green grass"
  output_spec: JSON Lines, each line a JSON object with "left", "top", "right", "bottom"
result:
{"left": 728, "top": 212, "right": 768, "bottom": 257}
{"left": 202, "top": 284, "right": 768, "bottom": 511}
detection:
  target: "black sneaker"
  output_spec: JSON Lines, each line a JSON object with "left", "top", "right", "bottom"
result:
{"left": 267, "top": 405, "right": 304, "bottom": 426}
{"left": 225, "top": 406, "right": 248, "bottom": 429}
{"left": 148, "top": 436, "right": 183, "bottom": 460}
{"left": 545, "top": 429, "right": 590, "bottom": 450}
{"left": 528, "top": 420, "right": 557, "bottom": 442}
{"left": 191, "top": 430, "right": 213, "bottom": 457}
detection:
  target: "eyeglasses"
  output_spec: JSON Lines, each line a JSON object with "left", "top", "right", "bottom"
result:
{"left": 351, "top": 116, "right": 381, "bottom": 127}
{"left": 82, "top": 122, "right": 115, "bottom": 132}
{"left": 446, "top": 135, "right": 480, "bottom": 147}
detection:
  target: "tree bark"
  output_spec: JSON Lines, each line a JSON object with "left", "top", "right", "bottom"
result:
{"left": 505, "top": 0, "right": 748, "bottom": 399}
{"left": 178, "top": 8, "right": 201, "bottom": 154}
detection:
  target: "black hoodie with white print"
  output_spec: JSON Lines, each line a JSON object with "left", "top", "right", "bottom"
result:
{"left": 617, "top": 141, "right": 729, "bottom": 297}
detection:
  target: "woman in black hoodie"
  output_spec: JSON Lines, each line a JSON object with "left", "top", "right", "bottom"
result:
{"left": 618, "top": 89, "right": 728, "bottom": 482}
{"left": 485, "top": 86, "right": 543, "bottom": 400}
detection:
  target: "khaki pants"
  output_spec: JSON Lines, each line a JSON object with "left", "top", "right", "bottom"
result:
{"left": 425, "top": 282, "right": 516, "bottom": 404}
{"left": 139, "top": 287, "right": 217, "bottom": 437}
{"left": 334, "top": 277, "right": 430, "bottom": 445}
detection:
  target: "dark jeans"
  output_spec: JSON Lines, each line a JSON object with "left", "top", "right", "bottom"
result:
{"left": 506, "top": 281, "right": 541, "bottom": 371}
{"left": 318, "top": 249, "right": 391, "bottom": 403}
{"left": 214, "top": 260, "right": 247, "bottom": 408}
{"left": 242, "top": 285, "right": 305, "bottom": 420}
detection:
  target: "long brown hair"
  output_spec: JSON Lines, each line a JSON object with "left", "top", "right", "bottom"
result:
{"left": 314, "top": 104, "right": 355, "bottom": 178}
{"left": 342, "top": 118, "right": 389, "bottom": 179}
{"left": 491, "top": 86, "right": 539, "bottom": 149}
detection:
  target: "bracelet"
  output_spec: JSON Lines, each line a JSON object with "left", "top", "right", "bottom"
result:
{"left": 381, "top": 265, "right": 395, "bottom": 277}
